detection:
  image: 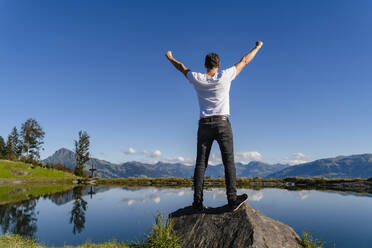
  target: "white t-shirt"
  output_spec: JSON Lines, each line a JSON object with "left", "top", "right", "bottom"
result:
{"left": 187, "top": 66, "right": 237, "bottom": 117}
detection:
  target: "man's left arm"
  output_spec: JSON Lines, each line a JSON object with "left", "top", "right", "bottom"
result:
{"left": 165, "top": 51, "right": 190, "bottom": 78}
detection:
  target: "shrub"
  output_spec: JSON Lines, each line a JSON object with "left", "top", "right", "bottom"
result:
{"left": 301, "top": 230, "right": 324, "bottom": 248}
{"left": 146, "top": 212, "right": 182, "bottom": 248}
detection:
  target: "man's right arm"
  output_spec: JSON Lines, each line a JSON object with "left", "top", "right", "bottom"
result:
{"left": 165, "top": 51, "right": 190, "bottom": 78}
{"left": 234, "top": 41, "right": 263, "bottom": 77}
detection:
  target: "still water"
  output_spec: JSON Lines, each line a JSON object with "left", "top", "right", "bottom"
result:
{"left": 1, "top": 186, "right": 372, "bottom": 248}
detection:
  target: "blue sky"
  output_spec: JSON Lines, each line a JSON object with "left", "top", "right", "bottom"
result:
{"left": 0, "top": 0, "right": 371, "bottom": 165}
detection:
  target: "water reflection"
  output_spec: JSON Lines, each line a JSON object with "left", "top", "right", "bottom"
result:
{"left": 0, "top": 199, "right": 38, "bottom": 238}
{"left": 121, "top": 193, "right": 161, "bottom": 206}
{"left": 69, "top": 186, "right": 88, "bottom": 234}
{"left": 296, "top": 191, "right": 311, "bottom": 200}
{"left": 0, "top": 186, "right": 92, "bottom": 237}
{"left": 88, "top": 186, "right": 96, "bottom": 199}
{"left": 1, "top": 186, "right": 372, "bottom": 247}
{"left": 249, "top": 191, "right": 264, "bottom": 201}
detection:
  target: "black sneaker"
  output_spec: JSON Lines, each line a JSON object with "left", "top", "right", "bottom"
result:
{"left": 228, "top": 193, "right": 248, "bottom": 212}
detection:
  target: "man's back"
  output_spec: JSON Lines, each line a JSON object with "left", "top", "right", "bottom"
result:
{"left": 165, "top": 41, "right": 263, "bottom": 212}
{"left": 187, "top": 66, "right": 237, "bottom": 117}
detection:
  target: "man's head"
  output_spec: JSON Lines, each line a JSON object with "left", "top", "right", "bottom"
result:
{"left": 204, "top": 53, "right": 220, "bottom": 71}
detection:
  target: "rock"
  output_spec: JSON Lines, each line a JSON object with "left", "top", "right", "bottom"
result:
{"left": 169, "top": 202, "right": 302, "bottom": 248}
{"left": 10, "top": 169, "right": 30, "bottom": 176}
{"left": 7, "top": 188, "right": 28, "bottom": 194}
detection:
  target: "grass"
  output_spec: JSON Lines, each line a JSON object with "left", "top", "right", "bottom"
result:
{"left": 0, "top": 213, "right": 182, "bottom": 248}
{"left": 146, "top": 213, "right": 182, "bottom": 248}
{"left": 301, "top": 230, "right": 324, "bottom": 248}
{"left": 0, "top": 159, "right": 77, "bottom": 204}
{"left": 0, "top": 234, "right": 44, "bottom": 248}
{"left": 0, "top": 228, "right": 326, "bottom": 248}
{"left": 0, "top": 235, "right": 131, "bottom": 248}
{"left": 0, "top": 159, "right": 76, "bottom": 180}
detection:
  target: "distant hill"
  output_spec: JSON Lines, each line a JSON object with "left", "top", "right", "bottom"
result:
{"left": 42, "top": 150, "right": 372, "bottom": 178}
{"left": 43, "top": 148, "right": 288, "bottom": 178}
{"left": 266, "top": 154, "right": 372, "bottom": 178}
{"left": 43, "top": 148, "right": 128, "bottom": 178}
{"left": 235, "top": 161, "right": 288, "bottom": 178}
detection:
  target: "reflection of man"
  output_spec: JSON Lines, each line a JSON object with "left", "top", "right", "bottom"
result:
{"left": 165, "top": 41, "right": 263, "bottom": 211}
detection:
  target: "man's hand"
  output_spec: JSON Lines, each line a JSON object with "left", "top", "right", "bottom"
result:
{"left": 234, "top": 41, "right": 263, "bottom": 77}
{"left": 165, "top": 50, "right": 189, "bottom": 78}
{"left": 165, "top": 51, "right": 173, "bottom": 59}
{"left": 256, "top": 41, "right": 263, "bottom": 48}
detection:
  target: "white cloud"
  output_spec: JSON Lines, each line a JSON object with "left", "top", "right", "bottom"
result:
{"left": 297, "top": 191, "right": 311, "bottom": 200}
{"left": 235, "top": 151, "right": 262, "bottom": 162}
{"left": 287, "top": 159, "right": 308, "bottom": 165}
{"left": 212, "top": 189, "right": 227, "bottom": 199}
{"left": 280, "top": 152, "right": 310, "bottom": 165}
{"left": 208, "top": 154, "right": 222, "bottom": 165}
{"left": 293, "top": 152, "right": 310, "bottom": 159}
{"left": 151, "top": 150, "right": 162, "bottom": 158}
{"left": 123, "top": 147, "right": 137, "bottom": 155}
{"left": 122, "top": 148, "right": 262, "bottom": 165}
{"left": 206, "top": 151, "right": 262, "bottom": 165}
{"left": 248, "top": 191, "right": 264, "bottom": 202}
{"left": 151, "top": 194, "right": 161, "bottom": 204}
{"left": 159, "top": 151, "right": 262, "bottom": 166}
{"left": 162, "top": 156, "right": 195, "bottom": 165}
{"left": 122, "top": 147, "right": 162, "bottom": 158}
{"left": 121, "top": 193, "right": 161, "bottom": 205}
{"left": 121, "top": 198, "right": 136, "bottom": 206}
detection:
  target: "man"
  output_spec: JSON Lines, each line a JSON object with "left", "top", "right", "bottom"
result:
{"left": 165, "top": 41, "right": 263, "bottom": 211}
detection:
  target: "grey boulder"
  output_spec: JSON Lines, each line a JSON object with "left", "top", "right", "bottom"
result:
{"left": 169, "top": 202, "right": 302, "bottom": 248}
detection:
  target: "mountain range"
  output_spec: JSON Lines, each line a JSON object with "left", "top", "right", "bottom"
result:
{"left": 43, "top": 148, "right": 372, "bottom": 179}
{"left": 267, "top": 153, "right": 372, "bottom": 178}
{"left": 43, "top": 148, "right": 288, "bottom": 178}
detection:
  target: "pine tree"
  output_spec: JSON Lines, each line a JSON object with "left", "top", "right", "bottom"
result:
{"left": 5, "top": 136, "right": 15, "bottom": 160}
{"left": 0, "top": 136, "right": 6, "bottom": 158}
{"left": 5, "top": 127, "right": 22, "bottom": 160}
{"left": 74, "top": 131, "right": 90, "bottom": 177}
{"left": 20, "top": 119, "right": 45, "bottom": 161}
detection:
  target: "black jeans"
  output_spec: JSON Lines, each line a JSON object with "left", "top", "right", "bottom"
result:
{"left": 193, "top": 116, "right": 237, "bottom": 204}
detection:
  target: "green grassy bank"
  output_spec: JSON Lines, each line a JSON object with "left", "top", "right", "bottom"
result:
{"left": 0, "top": 230, "right": 323, "bottom": 248}
{"left": 0, "top": 159, "right": 76, "bottom": 185}
{"left": 0, "top": 159, "right": 77, "bottom": 204}
{"left": 0, "top": 235, "right": 131, "bottom": 248}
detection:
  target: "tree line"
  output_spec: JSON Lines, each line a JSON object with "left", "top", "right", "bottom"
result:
{"left": 1, "top": 118, "right": 92, "bottom": 177}
{"left": 0, "top": 118, "right": 45, "bottom": 164}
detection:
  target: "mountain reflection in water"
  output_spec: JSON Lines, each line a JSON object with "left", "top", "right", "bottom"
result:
{"left": 1, "top": 186, "right": 372, "bottom": 247}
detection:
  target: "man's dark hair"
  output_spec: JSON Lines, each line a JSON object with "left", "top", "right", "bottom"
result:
{"left": 205, "top": 53, "right": 220, "bottom": 70}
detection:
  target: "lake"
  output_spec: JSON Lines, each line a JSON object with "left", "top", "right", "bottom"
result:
{"left": 1, "top": 185, "right": 372, "bottom": 248}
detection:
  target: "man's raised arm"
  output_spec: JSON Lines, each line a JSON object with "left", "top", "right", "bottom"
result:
{"left": 165, "top": 51, "right": 190, "bottom": 78}
{"left": 234, "top": 41, "right": 263, "bottom": 77}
